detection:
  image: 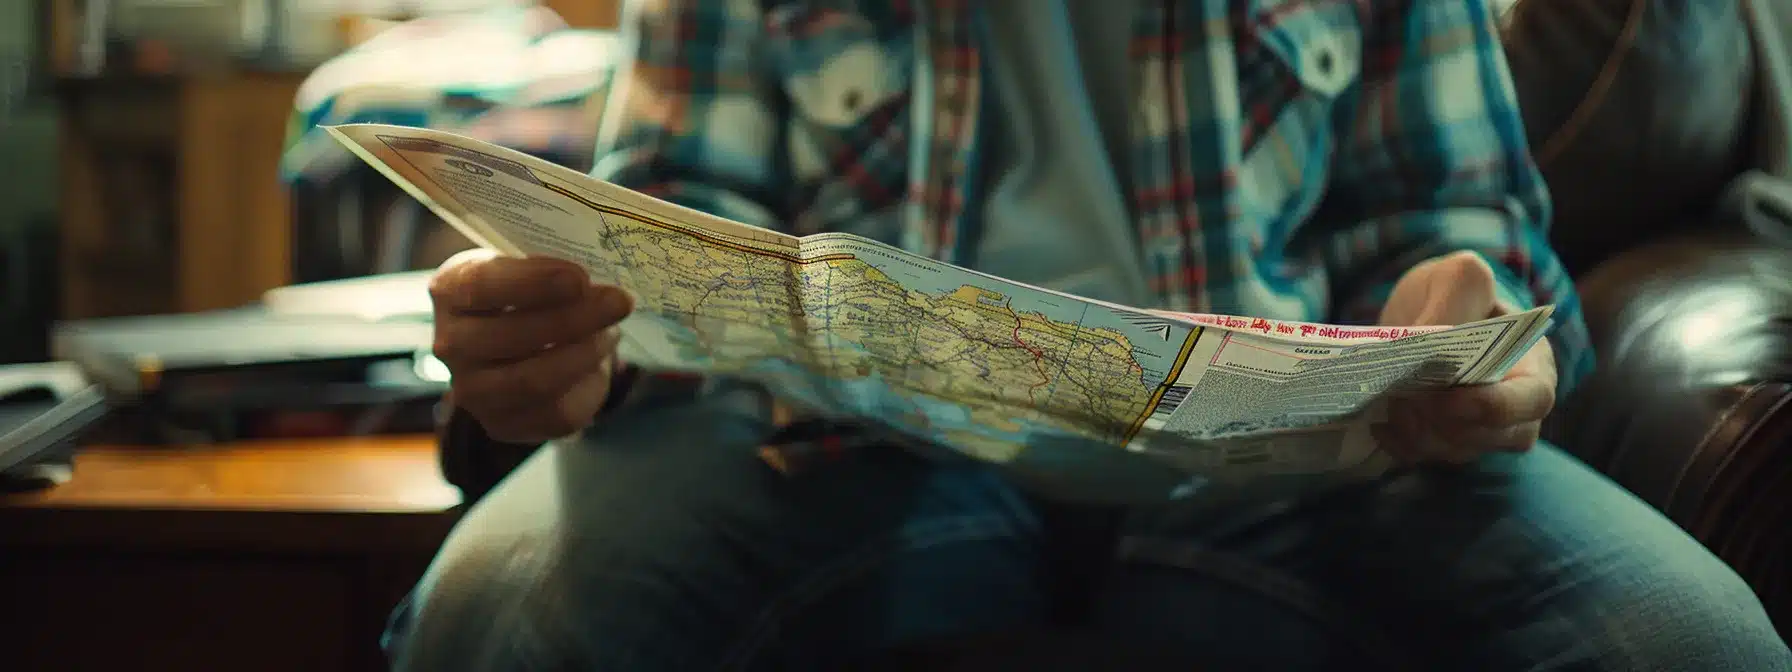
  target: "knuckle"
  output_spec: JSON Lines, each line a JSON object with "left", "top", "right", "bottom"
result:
{"left": 1536, "top": 382, "right": 1558, "bottom": 412}
{"left": 580, "top": 341, "right": 614, "bottom": 375}
{"left": 1480, "top": 389, "right": 1513, "bottom": 421}
{"left": 1533, "top": 375, "right": 1559, "bottom": 414}
{"left": 554, "top": 384, "right": 605, "bottom": 427}
{"left": 432, "top": 343, "right": 467, "bottom": 368}
{"left": 512, "top": 358, "right": 570, "bottom": 403}
{"left": 441, "top": 247, "right": 496, "bottom": 271}
{"left": 431, "top": 325, "right": 472, "bottom": 364}
{"left": 449, "top": 371, "right": 500, "bottom": 409}
{"left": 595, "top": 326, "right": 623, "bottom": 355}
{"left": 1518, "top": 423, "right": 1542, "bottom": 445}
{"left": 547, "top": 305, "right": 593, "bottom": 343}
{"left": 542, "top": 411, "right": 582, "bottom": 438}
{"left": 1502, "top": 384, "right": 1552, "bottom": 422}
{"left": 1482, "top": 385, "right": 1524, "bottom": 421}
{"left": 548, "top": 332, "right": 606, "bottom": 373}
{"left": 1490, "top": 424, "right": 1540, "bottom": 453}
{"left": 426, "top": 273, "right": 459, "bottom": 308}
{"left": 429, "top": 259, "right": 483, "bottom": 302}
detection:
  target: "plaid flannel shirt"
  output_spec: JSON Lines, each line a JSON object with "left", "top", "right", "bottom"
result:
{"left": 285, "top": 0, "right": 1593, "bottom": 469}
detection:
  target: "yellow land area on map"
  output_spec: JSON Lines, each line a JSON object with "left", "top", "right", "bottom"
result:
{"left": 576, "top": 205, "right": 1162, "bottom": 461}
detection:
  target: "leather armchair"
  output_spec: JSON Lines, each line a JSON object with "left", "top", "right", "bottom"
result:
{"left": 1507, "top": 0, "right": 1790, "bottom": 628}
{"left": 1548, "top": 234, "right": 1792, "bottom": 629}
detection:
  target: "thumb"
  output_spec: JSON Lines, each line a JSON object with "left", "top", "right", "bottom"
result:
{"left": 1407, "top": 251, "right": 1499, "bottom": 326}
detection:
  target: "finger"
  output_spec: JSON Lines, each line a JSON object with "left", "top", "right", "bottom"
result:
{"left": 434, "top": 286, "right": 633, "bottom": 365}
{"left": 482, "top": 333, "right": 623, "bottom": 443}
{"left": 1373, "top": 404, "right": 1426, "bottom": 463}
{"left": 1412, "top": 252, "right": 1498, "bottom": 326}
{"left": 1435, "top": 371, "right": 1556, "bottom": 428}
{"left": 1404, "top": 406, "right": 1481, "bottom": 465}
{"left": 1437, "top": 421, "right": 1540, "bottom": 454}
{"left": 482, "top": 400, "right": 588, "bottom": 444}
{"left": 1379, "top": 402, "right": 1480, "bottom": 465}
{"left": 453, "top": 327, "right": 620, "bottom": 420}
{"left": 430, "top": 256, "right": 591, "bottom": 314}
{"left": 1377, "top": 258, "right": 1441, "bottom": 326}
{"left": 1381, "top": 402, "right": 1462, "bottom": 464}
{"left": 482, "top": 364, "right": 618, "bottom": 443}
{"left": 558, "top": 353, "right": 618, "bottom": 423}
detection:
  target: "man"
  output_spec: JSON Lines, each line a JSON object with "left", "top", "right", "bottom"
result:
{"left": 386, "top": 0, "right": 1792, "bottom": 669}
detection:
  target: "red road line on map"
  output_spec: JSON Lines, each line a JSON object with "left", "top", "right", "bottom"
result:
{"left": 1011, "top": 319, "right": 1052, "bottom": 401}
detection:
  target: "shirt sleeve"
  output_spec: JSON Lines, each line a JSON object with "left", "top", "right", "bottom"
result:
{"left": 590, "top": 0, "right": 790, "bottom": 230}
{"left": 1315, "top": 0, "right": 1594, "bottom": 396}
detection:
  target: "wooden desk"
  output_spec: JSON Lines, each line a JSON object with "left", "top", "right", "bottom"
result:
{"left": 0, "top": 437, "right": 462, "bottom": 672}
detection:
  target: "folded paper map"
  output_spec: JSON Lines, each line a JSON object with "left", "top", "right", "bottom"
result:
{"left": 328, "top": 124, "right": 1553, "bottom": 488}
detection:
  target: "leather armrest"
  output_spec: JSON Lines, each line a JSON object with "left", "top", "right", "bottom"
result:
{"left": 1545, "top": 232, "right": 1792, "bottom": 625}
{"left": 1549, "top": 230, "right": 1792, "bottom": 494}
{"left": 1571, "top": 232, "right": 1792, "bottom": 388}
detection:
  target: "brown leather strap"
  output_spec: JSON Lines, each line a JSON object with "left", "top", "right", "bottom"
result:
{"left": 1672, "top": 382, "right": 1792, "bottom": 527}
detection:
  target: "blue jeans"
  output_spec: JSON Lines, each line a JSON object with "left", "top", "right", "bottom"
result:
{"left": 384, "top": 387, "right": 1790, "bottom": 671}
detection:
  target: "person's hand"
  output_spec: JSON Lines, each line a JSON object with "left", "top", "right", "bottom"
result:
{"left": 429, "top": 248, "right": 634, "bottom": 443}
{"left": 1375, "top": 251, "right": 1556, "bottom": 464}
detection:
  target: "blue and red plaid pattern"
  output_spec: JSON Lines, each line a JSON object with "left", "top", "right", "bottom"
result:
{"left": 591, "top": 0, "right": 1590, "bottom": 385}
{"left": 284, "top": 0, "right": 1594, "bottom": 464}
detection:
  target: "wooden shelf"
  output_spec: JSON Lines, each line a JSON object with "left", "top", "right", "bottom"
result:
{"left": 51, "top": 0, "right": 620, "bottom": 320}
{"left": 58, "top": 72, "right": 303, "bottom": 319}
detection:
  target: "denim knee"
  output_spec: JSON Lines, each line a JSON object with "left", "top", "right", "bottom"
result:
{"left": 383, "top": 449, "right": 614, "bottom": 671}
{"left": 1570, "top": 556, "right": 1790, "bottom": 671}
{"left": 1496, "top": 449, "right": 1791, "bottom": 670}
{"left": 1458, "top": 448, "right": 1792, "bottom": 670}
{"left": 1097, "top": 445, "right": 1789, "bottom": 671}
{"left": 385, "top": 395, "right": 1051, "bottom": 671}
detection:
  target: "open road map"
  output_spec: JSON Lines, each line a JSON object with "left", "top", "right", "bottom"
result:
{"left": 329, "top": 124, "right": 1552, "bottom": 487}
